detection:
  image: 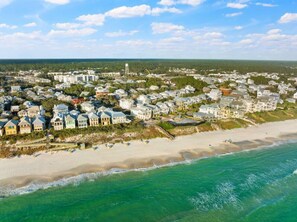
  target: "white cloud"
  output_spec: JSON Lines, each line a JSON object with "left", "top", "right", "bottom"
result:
{"left": 255, "top": 2, "right": 277, "bottom": 7}
{"left": 225, "top": 12, "right": 243, "bottom": 17}
{"left": 0, "top": 23, "right": 17, "bottom": 29}
{"left": 48, "top": 28, "right": 97, "bottom": 37}
{"left": 105, "top": 30, "right": 139, "bottom": 37}
{"left": 239, "top": 29, "right": 297, "bottom": 47}
{"left": 158, "top": 0, "right": 204, "bottom": 6}
{"left": 267, "top": 29, "right": 281, "bottom": 35}
{"left": 105, "top": 5, "right": 180, "bottom": 18}
{"left": 194, "top": 31, "right": 230, "bottom": 46}
{"left": 159, "top": 37, "right": 185, "bottom": 44}
{"left": 151, "top": 7, "right": 182, "bottom": 16}
{"left": 24, "top": 22, "right": 37, "bottom": 27}
{"left": 76, "top": 14, "right": 105, "bottom": 26}
{"left": 279, "top": 13, "right": 297, "bottom": 24}
{"left": 45, "top": 0, "right": 70, "bottom": 5}
{"left": 204, "top": 32, "right": 224, "bottom": 38}
{"left": 116, "top": 40, "right": 152, "bottom": 47}
{"left": 54, "top": 22, "right": 82, "bottom": 29}
{"left": 105, "top": 5, "right": 151, "bottom": 18}
{"left": 239, "top": 39, "right": 253, "bottom": 44}
{"left": 0, "top": 0, "right": 12, "bottom": 8}
{"left": 158, "top": 0, "right": 175, "bottom": 6}
{"left": 151, "top": 22, "right": 185, "bottom": 34}
{"left": 234, "top": 26, "right": 243, "bottom": 30}
{"left": 227, "top": 3, "right": 248, "bottom": 9}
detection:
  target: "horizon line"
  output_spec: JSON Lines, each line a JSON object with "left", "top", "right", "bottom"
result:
{"left": 0, "top": 58, "right": 296, "bottom": 62}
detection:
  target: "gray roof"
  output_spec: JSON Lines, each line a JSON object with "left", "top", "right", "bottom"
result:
{"left": 64, "top": 114, "right": 76, "bottom": 121}
{"left": 77, "top": 114, "right": 88, "bottom": 121}
{"left": 19, "top": 116, "right": 31, "bottom": 126}
{"left": 88, "top": 112, "right": 99, "bottom": 119}
{"left": 98, "top": 111, "right": 110, "bottom": 119}
{"left": 33, "top": 116, "right": 46, "bottom": 125}
{"left": 107, "top": 111, "right": 126, "bottom": 118}
{"left": 0, "top": 121, "right": 7, "bottom": 128}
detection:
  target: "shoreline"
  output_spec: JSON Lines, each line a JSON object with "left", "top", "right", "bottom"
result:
{"left": 0, "top": 119, "right": 297, "bottom": 193}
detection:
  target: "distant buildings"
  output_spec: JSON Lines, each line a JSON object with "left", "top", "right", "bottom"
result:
{"left": 54, "top": 74, "right": 98, "bottom": 84}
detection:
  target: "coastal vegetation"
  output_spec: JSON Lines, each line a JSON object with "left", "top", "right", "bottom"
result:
{"left": 171, "top": 76, "right": 208, "bottom": 93}
{"left": 0, "top": 59, "right": 297, "bottom": 76}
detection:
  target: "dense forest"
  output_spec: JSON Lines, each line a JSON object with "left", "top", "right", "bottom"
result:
{"left": 0, "top": 59, "right": 296, "bottom": 75}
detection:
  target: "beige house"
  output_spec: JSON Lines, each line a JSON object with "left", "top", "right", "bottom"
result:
{"left": 99, "top": 112, "right": 111, "bottom": 126}
{"left": 18, "top": 117, "right": 32, "bottom": 134}
{"left": 88, "top": 112, "right": 99, "bottom": 127}
{"left": 51, "top": 115, "right": 64, "bottom": 131}
{"left": 32, "top": 116, "right": 46, "bottom": 131}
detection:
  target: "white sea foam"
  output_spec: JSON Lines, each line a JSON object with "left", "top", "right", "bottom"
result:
{"left": 0, "top": 159, "right": 195, "bottom": 199}
{"left": 189, "top": 181, "right": 242, "bottom": 212}
{"left": 1, "top": 139, "right": 297, "bottom": 199}
{"left": 189, "top": 153, "right": 297, "bottom": 213}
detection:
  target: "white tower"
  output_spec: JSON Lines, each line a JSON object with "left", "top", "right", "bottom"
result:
{"left": 125, "top": 63, "right": 129, "bottom": 75}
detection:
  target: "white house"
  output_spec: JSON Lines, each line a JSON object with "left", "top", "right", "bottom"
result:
{"left": 130, "top": 106, "right": 152, "bottom": 120}
{"left": 199, "top": 104, "right": 220, "bottom": 117}
{"left": 107, "top": 111, "right": 128, "bottom": 124}
{"left": 207, "top": 89, "right": 222, "bottom": 101}
{"left": 119, "top": 99, "right": 134, "bottom": 110}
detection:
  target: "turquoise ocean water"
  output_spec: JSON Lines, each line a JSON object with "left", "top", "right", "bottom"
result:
{"left": 1, "top": 141, "right": 297, "bottom": 222}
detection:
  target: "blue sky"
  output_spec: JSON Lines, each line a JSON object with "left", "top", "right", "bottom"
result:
{"left": 0, "top": 0, "right": 296, "bottom": 60}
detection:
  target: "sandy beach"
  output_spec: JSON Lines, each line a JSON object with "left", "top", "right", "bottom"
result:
{"left": 0, "top": 119, "right": 297, "bottom": 189}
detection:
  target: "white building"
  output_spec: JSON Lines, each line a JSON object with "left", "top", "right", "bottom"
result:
{"left": 119, "top": 99, "right": 134, "bottom": 110}
{"left": 199, "top": 104, "right": 220, "bottom": 117}
{"left": 54, "top": 74, "right": 98, "bottom": 84}
{"left": 130, "top": 106, "right": 152, "bottom": 120}
{"left": 207, "top": 89, "right": 222, "bottom": 101}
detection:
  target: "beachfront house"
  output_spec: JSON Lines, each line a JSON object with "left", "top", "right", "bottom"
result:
{"left": 107, "top": 111, "right": 127, "bottom": 124}
{"left": 193, "top": 112, "right": 216, "bottom": 121}
{"left": 18, "top": 116, "right": 32, "bottom": 134}
{"left": 64, "top": 114, "right": 76, "bottom": 129}
{"left": 130, "top": 106, "right": 152, "bottom": 120}
{"left": 88, "top": 112, "right": 99, "bottom": 127}
{"left": 77, "top": 114, "right": 88, "bottom": 128}
{"left": 4, "top": 119, "right": 19, "bottom": 135}
{"left": 199, "top": 104, "right": 220, "bottom": 118}
{"left": 32, "top": 116, "right": 46, "bottom": 131}
{"left": 0, "top": 120, "right": 7, "bottom": 136}
{"left": 51, "top": 115, "right": 64, "bottom": 131}
{"left": 255, "top": 97, "right": 277, "bottom": 112}
{"left": 98, "top": 112, "right": 111, "bottom": 126}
